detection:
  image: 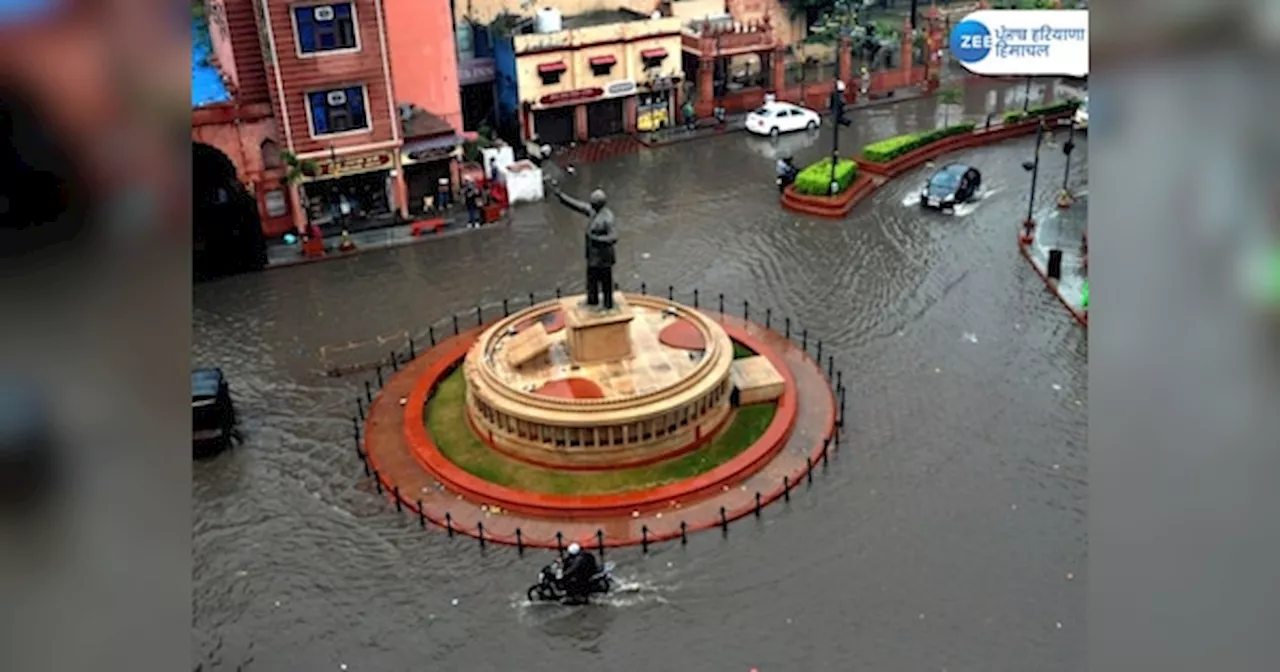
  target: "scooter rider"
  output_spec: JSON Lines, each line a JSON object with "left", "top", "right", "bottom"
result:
{"left": 559, "top": 542, "right": 600, "bottom": 602}
{"left": 776, "top": 155, "right": 798, "bottom": 191}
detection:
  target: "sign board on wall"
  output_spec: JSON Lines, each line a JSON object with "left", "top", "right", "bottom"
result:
{"left": 604, "top": 80, "right": 637, "bottom": 98}
{"left": 309, "top": 152, "right": 393, "bottom": 178}
{"left": 458, "top": 58, "right": 496, "bottom": 86}
{"left": 539, "top": 88, "right": 604, "bottom": 107}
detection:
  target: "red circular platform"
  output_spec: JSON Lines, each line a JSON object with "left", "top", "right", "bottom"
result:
{"left": 360, "top": 311, "right": 838, "bottom": 549}
{"left": 657, "top": 318, "right": 707, "bottom": 351}
{"left": 532, "top": 377, "right": 605, "bottom": 399}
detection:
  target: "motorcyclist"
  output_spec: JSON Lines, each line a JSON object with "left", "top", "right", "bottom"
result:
{"left": 558, "top": 542, "right": 600, "bottom": 603}
{"left": 776, "top": 155, "right": 798, "bottom": 191}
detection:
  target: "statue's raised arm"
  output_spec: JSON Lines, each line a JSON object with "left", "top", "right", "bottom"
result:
{"left": 552, "top": 187, "right": 594, "bottom": 217}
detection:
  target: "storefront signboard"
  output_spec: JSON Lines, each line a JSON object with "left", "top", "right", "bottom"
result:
{"left": 310, "top": 152, "right": 393, "bottom": 178}
{"left": 539, "top": 88, "right": 604, "bottom": 107}
{"left": 458, "top": 58, "right": 496, "bottom": 86}
{"left": 604, "top": 79, "right": 637, "bottom": 98}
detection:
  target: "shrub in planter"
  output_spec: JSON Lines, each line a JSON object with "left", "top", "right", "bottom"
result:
{"left": 1004, "top": 100, "right": 1079, "bottom": 125}
{"left": 794, "top": 158, "right": 858, "bottom": 196}
{"left": 860, "top": 121, "right": 977, "bottom": 163}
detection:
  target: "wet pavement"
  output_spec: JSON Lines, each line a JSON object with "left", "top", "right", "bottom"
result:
{"left": 193, "top": 79, "right": 1088, "bottom": 671}
{"left": 1028, "top": 194, "right": 1090, "bottom": 313}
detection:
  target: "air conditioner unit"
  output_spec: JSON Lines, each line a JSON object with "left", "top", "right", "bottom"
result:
{"left": 314, "top": 6, "right": 335, "bottom": 21}
{"left": 327, "top": 90, "right": 347, "bottom": 106}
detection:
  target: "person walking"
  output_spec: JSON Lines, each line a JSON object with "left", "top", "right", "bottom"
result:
{"left": 682, "top": 100, "right": 696, "bottom": 131}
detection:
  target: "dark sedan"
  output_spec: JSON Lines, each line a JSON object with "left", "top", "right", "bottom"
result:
{"left": 921, "top": 163, "right": 982, "bottom": 210}
{"left": 193, "top": 367, "right": 236, "bottom": 457}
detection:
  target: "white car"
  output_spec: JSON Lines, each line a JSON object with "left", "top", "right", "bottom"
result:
{"left": 745, "top": 102, "right": 821, "bottom": 138}
{"left": 1073, "top": 95, "right": 1088, "bottom": 130}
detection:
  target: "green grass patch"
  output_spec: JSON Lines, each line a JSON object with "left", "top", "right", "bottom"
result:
{"left": 425, "top": 366, "right": 777, "bottom": 495}
{"left": 860, "top": 121, "right": 977, "bottom": 163}
{"left": 733, "top": 341, "right": 756, "bottom": 359}
{"left": 794, "top": 157, "right": 858, "bottom": 196}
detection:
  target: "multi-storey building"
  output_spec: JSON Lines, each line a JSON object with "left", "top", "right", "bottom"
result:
{"left": 198, "top": 0, "right": 467, "bottom": 233}
{"left": 495, "top": 9, "right": 686, "bottom": 145}
{"left": 254, "top": 0, "right": 408, "bottom": 232}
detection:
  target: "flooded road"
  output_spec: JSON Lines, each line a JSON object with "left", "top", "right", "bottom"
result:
{"left": 193, "top": 83, "right": 1088, "bottom": 671}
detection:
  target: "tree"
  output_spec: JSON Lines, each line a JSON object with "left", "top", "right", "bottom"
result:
{"left": 280, "top": 151, "right": 319, "bottom": 231}
{"left": 937, "top": 87, "right": 962, "bottom": 127}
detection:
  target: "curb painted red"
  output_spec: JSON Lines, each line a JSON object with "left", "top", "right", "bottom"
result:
{"left": 778, "top": 111, "right": 1075, "bottom": 221}
{"left": 1018, "top": 233, "right": 1089, "bottom": 328}
{"left": 856, "top": 111, "right": 1073, "bottom": 178}
{"left": 780, "top": 174, "right": 877, "bottom": 219}
{"left": 400, "top": 321, "right": 803, "bottom": 519}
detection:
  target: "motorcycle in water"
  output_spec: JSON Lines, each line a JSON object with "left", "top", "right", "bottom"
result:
{"left": 527, "top": 560, "right": 616, "bottom": 604}
{"left": 776, "top": 164, "right": 798, "bottom": 193}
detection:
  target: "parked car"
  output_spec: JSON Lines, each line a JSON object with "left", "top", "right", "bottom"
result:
{"left": 921, "top": 163, "right": 982, "bottom": 210}
{"left": 192, "top": 367, "right": 236, "bottom": 457}
{"left": 1073, "top": 95, "right": 1088, "bottom": 130}
{"left": 745, "top": 102, "right": 821, "bottom": 138}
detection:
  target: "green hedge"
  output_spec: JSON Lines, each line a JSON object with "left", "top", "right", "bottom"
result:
{"left": 860, "top": 121, "right": 977, "bottom": 163}
{"left": 794, "top": 157, "right": 858, "bottom": 196}
{"left": 1002, "top": 100, "right": 1080, "bottom": 125}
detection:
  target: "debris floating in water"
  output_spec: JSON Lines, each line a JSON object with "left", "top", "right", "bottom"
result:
{"left": 1066, "top": 572, "right": 1074, "bottom": 580}
{"left": 340, "top": 664, "right": 347, "bottom": 670}
{"left": 1052, "top": 384, "right": 1062, "bottom": 391}
{"left": 962, "top": 332, "right": 978, "bottom": 344}
{"left": 641, "top": 252, "right": 651, "bottom": 259}
{"left": 451, "top": 598, "right": 459, "bottom": 606}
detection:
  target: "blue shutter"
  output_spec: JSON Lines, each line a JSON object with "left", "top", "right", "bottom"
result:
{"left": 293, "top": 8, "right": 316, "bottom": 53}
{"left": 309, "top": 92, "right": 329, "bottom": 134}
{"left": 346, "top": 87, "right": 367, "bottom": 129}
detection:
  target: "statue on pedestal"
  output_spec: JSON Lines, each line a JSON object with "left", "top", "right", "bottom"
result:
{"left": 549, "top": 182, "right": 618, "bottom": 310}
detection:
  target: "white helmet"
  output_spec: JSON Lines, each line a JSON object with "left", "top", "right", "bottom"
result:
{"left": 567, "top": 542, "right": 581, "bottom": 556}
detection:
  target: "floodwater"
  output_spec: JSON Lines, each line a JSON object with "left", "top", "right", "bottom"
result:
{"left": 193, "top": 81, "right": 1088, "bottom": 671}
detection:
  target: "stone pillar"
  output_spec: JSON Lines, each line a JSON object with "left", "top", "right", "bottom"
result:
{"left": 574, "top": 103, "right": 589, "bottom": 142}
{"left": 838, "top": 36, "right": 852, "bottom": 91}
{"left": 290, "top": 182, "right": 307, "bottom": 234}
{"left": 771, "top": 45, "right": 787, "bottom": 95}
{"left": 623, "top": 96, "right": 637, "bottom": 133}
{"left": 391, "top": 152, "right": 409, "bottom": 220}
{"left": 697, "top": 56, "right": 715, "bottom": 116}
{"left": 901, "top": 18, "right": 916, "bottom": 85}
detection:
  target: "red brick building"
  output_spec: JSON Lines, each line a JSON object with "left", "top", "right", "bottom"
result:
{"left": 198, "top": 0, "right": 467, "bottom": 237}
{"left": 256, "top": 0, "right": 407, "bottom": 233}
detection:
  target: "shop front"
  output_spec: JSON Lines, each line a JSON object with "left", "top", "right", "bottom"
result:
{"left": 402, "top": 134, "right": 464, "bottom": 217}
{"left": 300, "top": 151, "right": 399, "bottom": 234}
{"left": 637, "top": 75, "right": 680, "bottom": 132}
{"left": 529, "top": 87, "right": 602, "bottom": 145}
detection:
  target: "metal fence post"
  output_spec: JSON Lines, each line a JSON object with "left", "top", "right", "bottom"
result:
{"left": 766, "top": 308, "right": 772, "bottom": 329}
{"left": 393, "top": 486, "right": 402, "bottom": 512}
{"left": 693, "top": 289, "right": 699, "bottom": 308}
{"left": 375, "top": 365, "right": 383, "bottom": 387}
{"left": 743, "top": 299, "right": 749, "bottom": 321}
{"left": 452, "top": 315, "right": 459, "bottom": 335}
{"left": 445, "top": 512, "right": 454, "bottom": 536}
{"left": 718, "top": 293, "right": 724, "bottom": 313}
{"left": 476, "top": 305, "right": 482, "bottom": 326}
{"left": 417, "top": 500, "right": 425, "bottom": 527}
{"left": 429, "top": 326, "right": 436, "bottom": 346}
{"left": 503, "top": 298, "right": 509, "bottom": 316}
{"left": 785, "top": 317, "right": 791, "bottom": 339}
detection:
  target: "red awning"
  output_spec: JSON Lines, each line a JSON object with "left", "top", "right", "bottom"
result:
{"left": 640, "top": 48, "right": 668, "bottom": 60}
{"left": 537, "top": 62, "right": 567, "bottom": 74}
{"left": 588, "top": 55, "right": 616, "bottom": 66}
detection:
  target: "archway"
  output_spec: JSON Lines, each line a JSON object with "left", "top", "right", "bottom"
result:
{"left": 193, "top": 142, "right": 266, "bottom": 280}
{"left": 0, "top": 86, "right": 88, "bottom": 263}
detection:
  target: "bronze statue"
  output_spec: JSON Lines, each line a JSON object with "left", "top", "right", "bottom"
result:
{"left": 550, "top": 182, "right": 618, "bottom": 310}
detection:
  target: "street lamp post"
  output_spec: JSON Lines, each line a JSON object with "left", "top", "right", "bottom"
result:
{"left": 1057, "top": 116, "right": 1077, "bottom": 208}
{"left": 1020, "top": 123, "right": 1045, "bottom": 244}
{"left": 1023, "top": 75, "right": 1033, "bottom": 111}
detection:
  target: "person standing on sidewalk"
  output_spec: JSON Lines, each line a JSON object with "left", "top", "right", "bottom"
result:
{"left": 682, "top": 100, "right": 696, "bottom": 131}
{"left": 463, "top": 179, "right": 482, "bottom": 229}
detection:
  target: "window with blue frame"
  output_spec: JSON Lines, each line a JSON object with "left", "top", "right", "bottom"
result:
{"left": 307, "top": 86, "right": 369, "bottom": 135}
{"left": 294, "top": 3, "right": 358, "bottom": 54}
